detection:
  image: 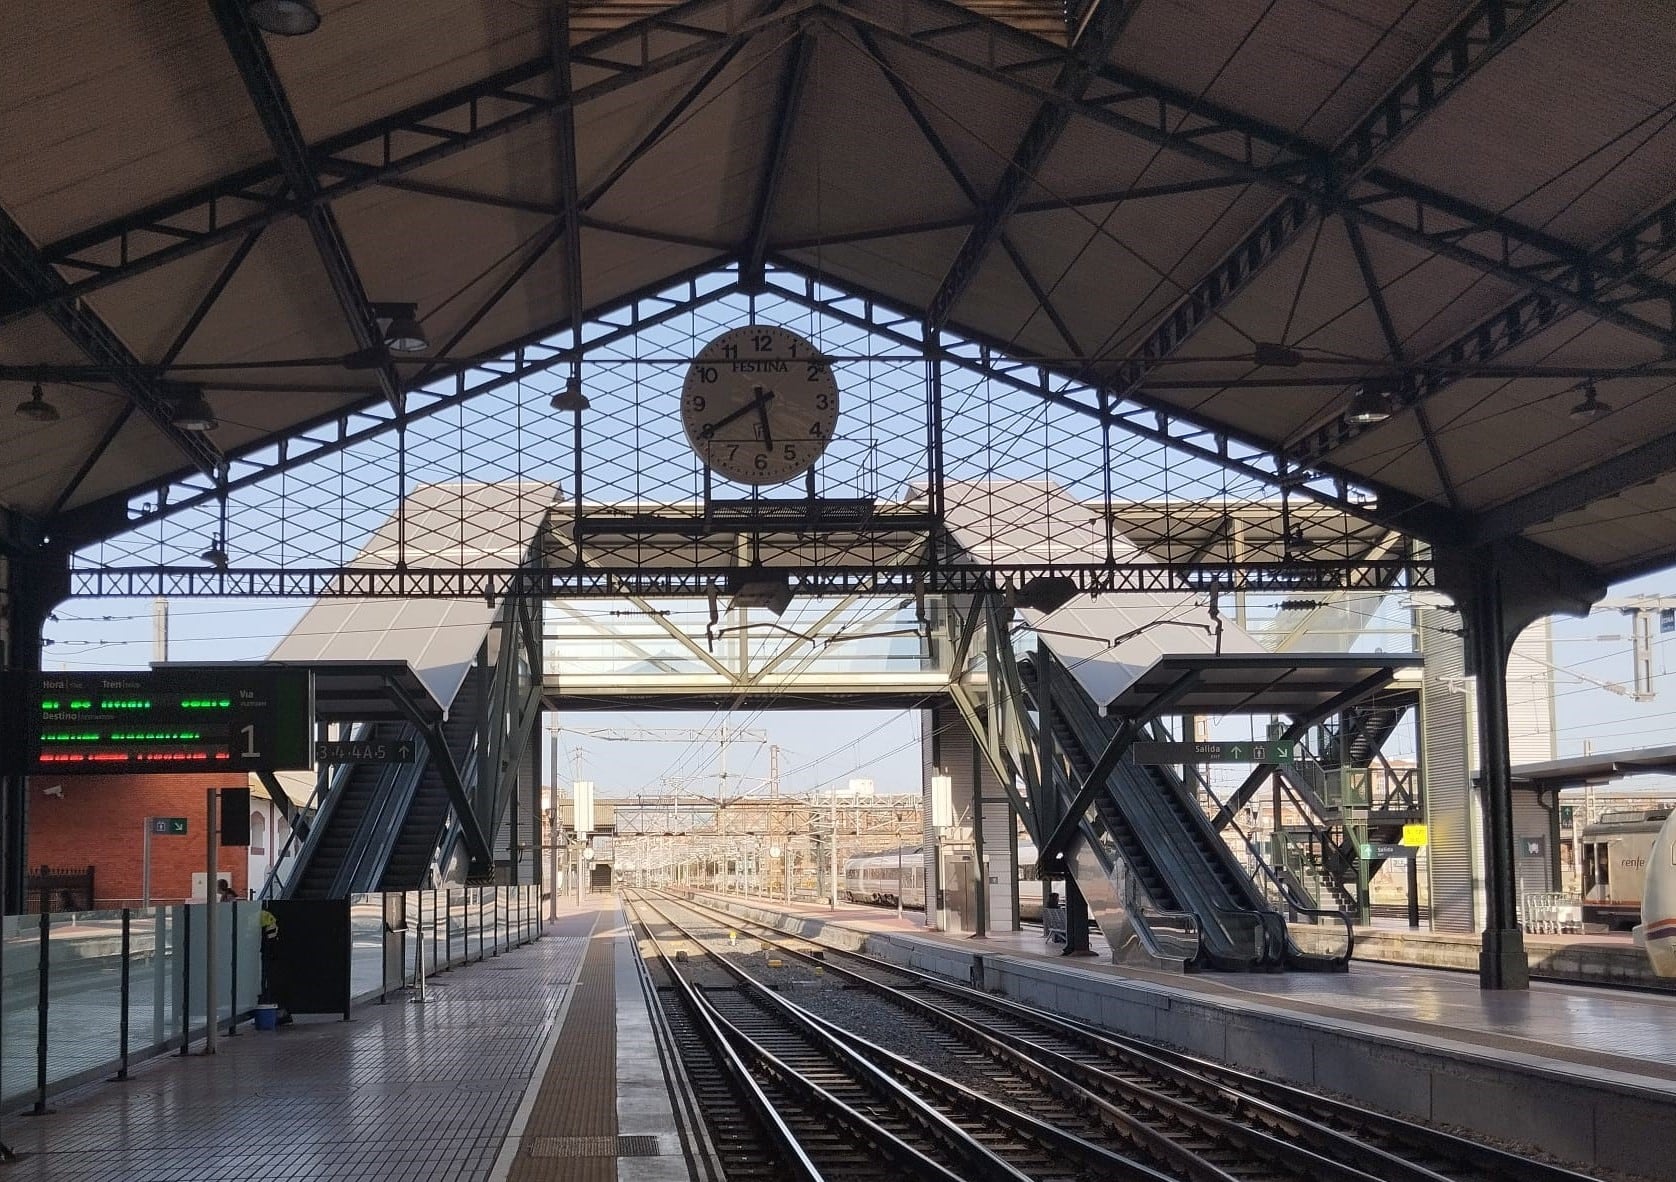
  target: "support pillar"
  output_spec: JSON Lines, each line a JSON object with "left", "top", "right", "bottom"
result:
{"left": 1060, "top": 874, "right": 1092, "bottom": 956}
{"left": 1, "top": 544, "right": 69, "bottom": 915}
{"left": 1435, "top": 541, "right": 1604, "bottom": 990}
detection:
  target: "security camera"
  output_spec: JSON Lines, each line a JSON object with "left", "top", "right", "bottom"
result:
{"left": 41, "top": 785, "right": 64, "bottom": 799}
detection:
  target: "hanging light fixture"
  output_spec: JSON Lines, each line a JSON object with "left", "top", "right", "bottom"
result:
{"left": 549, "top": 375, "right": 589, "bottom": 412}
{"left": 372, "top": 302, "right": 428, "bottom": 353}
{"left": 200, "top": 544, "right": 230, "bottom": 570}
{"left": 247, "top": 0, "right": 320, "bottom": 36}
{"left": 1345, "top": 384, "right": 1392, "bottom": 425}
{"left": 168, "top": 386, "right": 219, "bottom": 432}
{"left": 14, "top": 382, "right": 59, "bottom": 423}
{"left": 1569, "top": 381, "right": 1612, "bottom": 422}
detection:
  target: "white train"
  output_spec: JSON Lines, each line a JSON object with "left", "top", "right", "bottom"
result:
{"left": 1580, "top": 808, "right": 1670, "bottom": 931}
{"left": 1633, "top": 808, "right": 1676, "bottom": 977}
{"left": 842, "top": 843, "right": 1047, "bottom": 921}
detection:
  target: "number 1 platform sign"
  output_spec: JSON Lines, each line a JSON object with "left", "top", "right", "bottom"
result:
{"left": 1, "top": 668, "right": 314, "bottom": 775}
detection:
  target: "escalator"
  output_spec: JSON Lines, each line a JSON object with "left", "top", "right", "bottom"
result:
{"left": 289, "top": 721, "right": 418, "bottom": 899}
{"left": 1021, "top": 647, "right": 1346, "bottom": 971}
{"left": 381, "top": 665, "right": 484, "bottom": 889}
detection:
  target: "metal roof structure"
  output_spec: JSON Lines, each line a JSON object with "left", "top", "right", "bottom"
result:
{"left": 1105, "top": 651, "right": 1423, "bottom": 718}
{"left": 2, "top": 0, "right": 1675, "bottom": 587}
{"left": 1510, "top": 745, "right": 1676, "bottom": 789}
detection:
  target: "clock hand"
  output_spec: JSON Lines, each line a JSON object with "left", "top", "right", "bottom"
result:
{"left": 755, "top": 398, "right": 774, "bottom": 448}
{"left": 699, "top": 385, "right": 774, "bottom": 441}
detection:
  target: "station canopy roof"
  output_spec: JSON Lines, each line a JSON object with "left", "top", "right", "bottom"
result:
{"left": 3, "top": 1, "right": 1676, "bottom": 586}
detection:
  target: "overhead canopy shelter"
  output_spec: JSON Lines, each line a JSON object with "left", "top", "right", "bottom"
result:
{"left": 1510, "top": 746, "right": 1676, "bottom": 791}
{"left": 1106, "top": 652, "right": 1423, "bottom": 721}
{"left": 0, "top": 0, "right": 1673, "bottom": 592}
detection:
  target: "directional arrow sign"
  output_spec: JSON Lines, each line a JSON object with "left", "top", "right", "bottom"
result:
{"left": 1131, "top": 741, "right": 1297, "bottom": 765}
{"left": 150, "top": 817, "right": 188, "bottom": 835}
{"left": 315, "top": 739, "right": 417, "bottom": 765}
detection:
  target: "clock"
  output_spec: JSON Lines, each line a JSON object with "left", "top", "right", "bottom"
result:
{"left": 680, "top": 325, "right": 838, "bottom": 485}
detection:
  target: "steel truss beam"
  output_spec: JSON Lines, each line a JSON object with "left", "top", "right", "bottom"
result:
{"left": 53, "top": 267, "right": 740, "bottom": 543}
{"left": 762, "top": 266, "right": 1459, "bottom": 545}
{"left": 0, "top": 0, "right": 795, "bottom": 328}
{"left": 1095, "top": 0, "right": 1561, "bottom": 401}
{"left": 922, "top": 0, "right": 1140, "bottom": 332}
{"left": 0, "top": 210, "right": 221, "bottom": 479}
{"left": 843, "top": 0, "right": 1676, "bottom": 357}
{"left": 210, "top": 1, "right": 403, "bottom": 410}
{"left": 741, "top": 32, "right": 815, "bottom": 290}
{"left": 1291, "top": 190, "right": 1676, "bottom": 469}
{"left": 67, "top": 558, "right": 1427, "bottom": 600}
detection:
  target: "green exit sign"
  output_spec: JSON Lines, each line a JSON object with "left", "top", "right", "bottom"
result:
{"left": 150, "top": 817, "right": 188, "bottom": 835}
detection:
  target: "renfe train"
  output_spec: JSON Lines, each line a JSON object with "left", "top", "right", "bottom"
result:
{"left": 1634, "top": 808, "right": 1676, "bottom": 977}
{"left": 1580, "top": 808, "right": 1670, "bottom": 931}
{"left": 842, "top": 843, "right": 1046, "bottom": 921}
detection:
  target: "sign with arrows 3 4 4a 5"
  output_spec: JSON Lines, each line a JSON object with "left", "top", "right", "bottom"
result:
{"left": 315, "top": 739, "right": 417, "bottom": 765}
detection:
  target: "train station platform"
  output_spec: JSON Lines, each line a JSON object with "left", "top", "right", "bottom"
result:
{"left": 0, "top": 897, "right": 707, "bottom": 1182}
{"left": 693, "top": 891, "right": 1676, "bottom": 1180}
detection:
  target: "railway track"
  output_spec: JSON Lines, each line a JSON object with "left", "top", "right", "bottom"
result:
{"left": 649, "top": 889, "right": 1606, "bottom": 1182}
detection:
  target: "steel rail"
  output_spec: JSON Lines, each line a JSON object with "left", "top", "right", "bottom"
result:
{"left": 634, "top": 894, "right": 1183, "bottom": 1181}
{"left": 656, "top": 891, "right": 1396, "bottom": 1182}
{"left": 677, "top": 890, "right": 1607, "bottom": 1182}
{"left": 630, "top": 897, "right": 986, "bottom": 1181}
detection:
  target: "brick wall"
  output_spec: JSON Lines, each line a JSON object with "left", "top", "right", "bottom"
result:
{"left": 26, "top": 773, "right": 249, "bottom": 906}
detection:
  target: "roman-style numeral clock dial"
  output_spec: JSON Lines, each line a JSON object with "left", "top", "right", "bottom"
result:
{"left": 680, "top": 325, "right": 838, "bottom": 485}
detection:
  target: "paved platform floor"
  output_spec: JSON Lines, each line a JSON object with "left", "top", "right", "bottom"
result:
{"left": 0, "top": 897, "right": 696, "bottom": 1182}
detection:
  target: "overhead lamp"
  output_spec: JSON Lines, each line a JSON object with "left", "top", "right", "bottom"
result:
{"left": 1569, "top": 381, "right": 1612, "bottom": 422}
{"left": 201, "top": 545, "right": 230, "bottom": 571}
{"left": 549, "top": 376, "right": 590, "bottom": 412}
{"left": 168, "top": 386, "right": 218, "bottom": 432}
{"left": 14, "top": 383, "right": 59, "bottom": 423}
{"left": 372, "top": 302, "right": 428, "bottom": 353}
{"left": 1014, "top": 575, "right": 1080, "bottom": 614}
{"left": 1345, "top": 384, "right": 1392, "bottom": 425}
{"left": 247, "top": 0, "right": 320, "bottom": 36}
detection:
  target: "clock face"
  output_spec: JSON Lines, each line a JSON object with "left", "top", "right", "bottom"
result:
{"left": 680, "top": 325, "right": 838, "bottom": 485}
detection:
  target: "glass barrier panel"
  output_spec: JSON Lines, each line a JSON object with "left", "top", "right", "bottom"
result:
{"left": 38, "top": 909, "right": 128, "bottom": 1089}
{"left": 231, "top": 903, "right": 261, "bottom": 1016}
{"left": 130, "top": 907, "right": 181, "bottom": 1061}
{"left": 349, "top": 894, "right": 384, "bottom": 1000}
{"left": 2, "top": 914, "right": 44, "bottom": 1106}
{"left": 448, "top": 889, "right": 466, "bottom": 967}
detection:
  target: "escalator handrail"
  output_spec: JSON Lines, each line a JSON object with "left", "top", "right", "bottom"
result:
{"left": 330, "top": 730, "right": 427, "bottom": 896}
{"left": 273, "top": 721, "right": 391, "bottom": 898}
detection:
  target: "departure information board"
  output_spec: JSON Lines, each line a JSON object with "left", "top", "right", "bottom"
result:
{"left": 2, "top": 669, "right": 314, "bottom": 774}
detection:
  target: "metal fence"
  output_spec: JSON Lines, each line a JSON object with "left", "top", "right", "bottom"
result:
{"left": 0, "top": 885, "right": 543, "bottom": 1113}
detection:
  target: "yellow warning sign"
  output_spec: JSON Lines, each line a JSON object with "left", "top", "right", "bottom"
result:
{"left": 1401, "top": 823, "right": 1429, "bottom": 848}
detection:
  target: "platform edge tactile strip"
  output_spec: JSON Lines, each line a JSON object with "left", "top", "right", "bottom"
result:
{"left": 505, "top": 921, "right": 619, "bottom": 1182}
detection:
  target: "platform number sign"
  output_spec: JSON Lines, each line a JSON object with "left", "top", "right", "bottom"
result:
{"left": 0, "top": 669, "right": 314, "bottom": 775}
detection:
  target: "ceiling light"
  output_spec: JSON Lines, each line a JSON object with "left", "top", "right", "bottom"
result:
{"left": 15, "top": 383, "right": 59, "bottom": 423}
{"left": 550, "top": 376, "right": 590, "bottom": 413}
{"left": 372, "top": 302, "right": 427, "bottom": 353}
{"left": 169, "top": 387, "right": 219, "bottom": 432}
{"left": 1569, "top": 382, "right": 1612, "bottom": 422}
{"left": 201, "top": 546, "right": 230, "bottom": 571}
{"left": 248, "top": 0, "right": 320, "bottom": 36}
{"left": 1345, "top": 385, "right": 1392, "bottom": 425}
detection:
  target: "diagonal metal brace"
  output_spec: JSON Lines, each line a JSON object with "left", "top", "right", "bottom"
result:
{"left": 382, "top": 675, "right": 494, "bottom": 873}
{"left": 1210, "top": 665, "right": 1402, "bottom": 831}
{"left": 1039, "top": 718, "right": 1137, "bottom": 864}
{"left": 1038, "top": 666, "right": 1203, "bottom": 863}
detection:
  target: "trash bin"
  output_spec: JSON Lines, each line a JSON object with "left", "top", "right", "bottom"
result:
{"left": 253, "top": 1003, "right": 280, "bottom": 1031}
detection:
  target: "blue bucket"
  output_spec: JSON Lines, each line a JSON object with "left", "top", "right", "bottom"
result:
{"left": 253, "top": 1004, "right": 279, "bottom": 1031}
